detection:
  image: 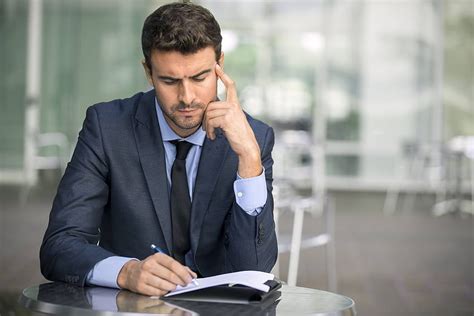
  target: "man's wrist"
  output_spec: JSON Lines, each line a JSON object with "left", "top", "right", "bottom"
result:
{"left": 117, "top": 259, "right": 138, "bottom": 289}
{"left": 236, "top": 140, "right": 261, "bottom": 178}
{"left": 238, "top": 153, "right": 262, "bottom": 178}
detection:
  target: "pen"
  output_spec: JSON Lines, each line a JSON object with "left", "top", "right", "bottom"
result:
{"left": 150, "top": 244, "right": 199, "bottom": 286}
{"left": 150, "top": 243, "right": 167, "bottom": 254}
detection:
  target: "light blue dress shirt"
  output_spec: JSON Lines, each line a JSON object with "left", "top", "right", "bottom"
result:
{"left": 86, "top": 98, "right": 267, "bottom": 288}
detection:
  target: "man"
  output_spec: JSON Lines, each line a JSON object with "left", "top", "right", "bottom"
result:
{"left": 40, "top": 2, "right": 277, "bottom": 297}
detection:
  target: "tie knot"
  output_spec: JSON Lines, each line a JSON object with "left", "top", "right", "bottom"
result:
{"left": 172, "top": 140, "right": 193, "bottom": 160}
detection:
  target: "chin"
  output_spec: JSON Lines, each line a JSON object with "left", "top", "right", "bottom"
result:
{"left": 178, "top": 119, "right": 202, "bottom": 131}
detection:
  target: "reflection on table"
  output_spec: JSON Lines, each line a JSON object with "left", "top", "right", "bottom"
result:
{"left": 19, "top": 282, "right": 356, "bottom": 315}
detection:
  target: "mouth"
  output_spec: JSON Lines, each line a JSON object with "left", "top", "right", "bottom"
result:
{"left": 177, "top": 108, "right": 199, "bottom": 117}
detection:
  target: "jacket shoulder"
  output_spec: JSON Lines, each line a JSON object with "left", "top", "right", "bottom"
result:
{"left": 245, "top": 112, "right": 273, "bottom": 136}
{"left": 88, "top": 91, "right": 148, "bottom": 117}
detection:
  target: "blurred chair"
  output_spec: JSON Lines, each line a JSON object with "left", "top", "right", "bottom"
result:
{"left": 384, "top": 137, "right": 473, "bottom": 217}
{"left": 33, "top": 132, "right": 69, "bottom": 172}
{"left": 272, "top": 130, "right": 337, "bottom": 291}
{"left": 383, "top": 140, "right": 443, "bottom": 215}
{"left": 432, "top": 136, "right": 474, "bottom": 217}
{"left": 20, "top": 131, "right": 70, "bottom": 204}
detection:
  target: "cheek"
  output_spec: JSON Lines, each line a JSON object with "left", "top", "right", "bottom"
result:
{"left": 196, "top": 78, "right": 217, "bottom": 101}
{"left": 155, "top": 85, "right": 177, "bottom": 102}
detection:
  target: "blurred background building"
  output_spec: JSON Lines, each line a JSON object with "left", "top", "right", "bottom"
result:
{"left": 1, "top": 0, "right": 473, "bottom": 315}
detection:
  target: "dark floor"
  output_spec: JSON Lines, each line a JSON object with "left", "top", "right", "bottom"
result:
{"left": 1, "top": 175, "right": 473, "bottom": 316}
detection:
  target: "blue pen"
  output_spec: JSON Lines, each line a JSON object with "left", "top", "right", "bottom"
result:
{"left": 150, "top": 244, "right": 199, "bottom": 286}
{"left": 150, "top": 244, "right": 167, "bottom": 254}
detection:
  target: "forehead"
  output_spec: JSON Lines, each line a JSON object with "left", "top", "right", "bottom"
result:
{"left": 150, "top": 46, "right": 216, "bottom": 77}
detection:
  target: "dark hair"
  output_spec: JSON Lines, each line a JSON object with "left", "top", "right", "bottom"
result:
{"left": 141, "top": 2, "right": 222, "bottom": 70}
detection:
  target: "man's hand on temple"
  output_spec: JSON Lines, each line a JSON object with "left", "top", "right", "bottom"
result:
{"left": 203, "top": 64, "right": 262, "bottom": 178}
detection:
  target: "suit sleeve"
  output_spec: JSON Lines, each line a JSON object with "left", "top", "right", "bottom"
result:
{"left": 40, "top": 106, "right": 115, "bottom": 286}
{"left": 226, "top": 126, "right": 278, "bottom": 272}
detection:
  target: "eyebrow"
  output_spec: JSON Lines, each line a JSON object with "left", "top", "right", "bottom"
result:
{"left": 157, "top": 68, "right": 212, "bottom": 81}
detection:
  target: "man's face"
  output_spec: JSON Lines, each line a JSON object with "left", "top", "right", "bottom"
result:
{"left": 144, "top": 47, "right": 223, "bottom": 137}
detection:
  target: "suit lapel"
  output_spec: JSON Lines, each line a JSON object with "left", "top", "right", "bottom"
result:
{"left": 133, "top": 90, "right": 173, "bottom": 253}
{"left": 190, "top": 131, "right": 230, "bottom": 251}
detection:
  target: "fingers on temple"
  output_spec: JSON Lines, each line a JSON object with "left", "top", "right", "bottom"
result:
{"left": 215, "top": 64, "right": 238, "bottom": 102}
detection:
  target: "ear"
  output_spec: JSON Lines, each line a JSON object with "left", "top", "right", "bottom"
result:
{"left": 141, "top": 59, "right": 153, "bottom": 86}
{"left": 217, "top": 52, "right": 224, "bottom": 70}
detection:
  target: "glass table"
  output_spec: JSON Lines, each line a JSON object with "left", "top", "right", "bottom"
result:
{"left": 19, "top": 282, "right": 356, "bottom": 315}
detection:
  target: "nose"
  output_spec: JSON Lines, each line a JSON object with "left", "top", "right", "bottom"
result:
{"left": 178, "top": 79, "right": 195, "bottom": 105}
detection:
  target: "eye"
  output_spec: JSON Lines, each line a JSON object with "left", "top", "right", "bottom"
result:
{"left": 192, "top": 75, "right": 207, "bottom": 82}
{"left": 161, "top": 78, "right": 178, "bottom": 85}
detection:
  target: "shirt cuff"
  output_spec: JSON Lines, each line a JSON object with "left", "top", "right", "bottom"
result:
{"left": 86, "top": 256, "right": 137, "bottom": 289}
{"left": 234, "top": 167, "right": 267, "bottom": 215}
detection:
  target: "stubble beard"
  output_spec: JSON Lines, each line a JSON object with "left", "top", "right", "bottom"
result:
{"left": 162, "top": 101, "right": 206, "bottom": 131}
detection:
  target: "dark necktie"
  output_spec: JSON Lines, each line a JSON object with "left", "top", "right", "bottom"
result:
{"left": 170, "top": 140, "right": 193, "bottom": 264}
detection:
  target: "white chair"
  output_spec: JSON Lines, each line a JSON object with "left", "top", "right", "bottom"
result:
{"left": 20, "top": 132, "right": 70, "bottom": 204}
{"left": 383, "top": 141, "right": 443, "bottom": 215}
{"left": 272, "top": 130, "right": 337, "bottom": 291}
{"left": 33, "top": 132, "right": 70, "bottom": 173}
{"left": 432, "top": 136, "right": 474, "bottom": 216}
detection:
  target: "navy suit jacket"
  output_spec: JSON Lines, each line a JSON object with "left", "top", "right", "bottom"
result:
{"left": 40, "top": 90, "right": 277, "bottom": 286}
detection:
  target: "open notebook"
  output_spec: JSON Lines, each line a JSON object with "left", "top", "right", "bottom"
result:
{"left": 162, "top": 271, "right": 282, "bottom": 304}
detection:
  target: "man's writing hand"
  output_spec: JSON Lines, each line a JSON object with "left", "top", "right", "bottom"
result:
{"left": 117, "top": 254, "right": 197, "bottom": 296}
{"left": 204, "top": 64, "right": 262, "bottom": 178}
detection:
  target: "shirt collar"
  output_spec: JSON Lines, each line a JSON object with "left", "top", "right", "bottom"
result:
{"left": 155, "top": 97, "right": 206, "bottom": 147}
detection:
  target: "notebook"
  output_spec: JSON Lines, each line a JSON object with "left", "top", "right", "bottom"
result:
{"left": 162, "top": 270, "right": 282, "bottom": 304}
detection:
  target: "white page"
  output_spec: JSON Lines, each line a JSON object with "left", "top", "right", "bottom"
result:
{"left": 164, "top": 270, "right": 274, "bottom": 297}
